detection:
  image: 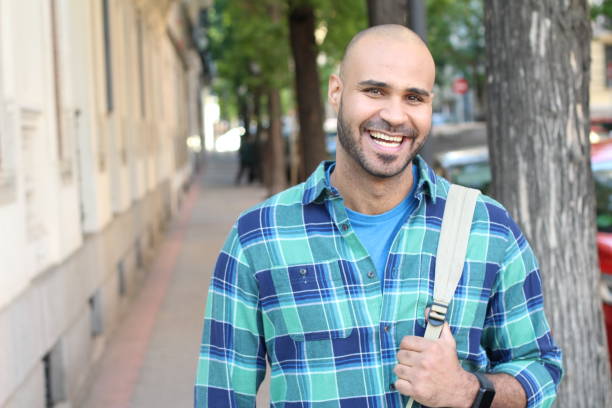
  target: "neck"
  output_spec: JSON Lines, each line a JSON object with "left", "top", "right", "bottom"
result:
{"left": 331, "top": 159, "right": 414, "bottom": 215}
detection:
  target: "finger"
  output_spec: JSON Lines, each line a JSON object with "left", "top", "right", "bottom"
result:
{"left": 439, "top": 322, "right": 456, "bottom": 347}
{"left": 394, "top": 378, "right": 414, "bottom": 397}
{"left": 399, "top": 335, "right": 431, "bottom": 352}
{"left": 393, "top": 363, "right": 412, "bottom": 380}
{"left": 424, "top": 307, "right": 430, "bottom": 323}
{"left": 396, "top": 349, "right": 419, "bottom": 366}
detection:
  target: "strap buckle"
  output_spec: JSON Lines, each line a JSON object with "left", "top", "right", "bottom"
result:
{"left": 427, "top": 301, "right": 448, "bottom": 327}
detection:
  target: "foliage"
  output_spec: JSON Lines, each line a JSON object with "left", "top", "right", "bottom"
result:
{"left": 591, "top": 0, "right": 612, "bottom": 29}
{"left": 316, "top": 0, "right": 368, "bottom": 94}
{"left": 427, "top": 0, "right": 485, "bottom": 89}
{"left": 204, "top": 0, "right": 367, "bottom": 122}
{"left": 591, "top": 0, "right": 612, "bottom": 19}
{"left": 206, "top": 0, "right": 292, "bottom": 120}
{"left": 316, "top": 0, "right": 368, "bottom": 62}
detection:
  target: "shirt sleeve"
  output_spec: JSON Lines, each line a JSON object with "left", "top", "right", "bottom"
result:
{"left": 483, "top": 213, "right": 564, "bottom": 408}
{"left": 195, "top": 224, "right": 266, "bottom": 407}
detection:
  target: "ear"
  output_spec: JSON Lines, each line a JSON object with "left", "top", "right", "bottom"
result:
{"left": 328, "top": 74, "right": 342, "bottom": 113}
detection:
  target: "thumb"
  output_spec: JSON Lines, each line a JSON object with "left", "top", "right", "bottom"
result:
{"left": 439, "top": 322, "right": 456, "bottom": 346}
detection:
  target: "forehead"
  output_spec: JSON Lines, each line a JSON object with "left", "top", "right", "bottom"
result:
{"left": 344, "top": 36, "right": 435, "bottom": 90}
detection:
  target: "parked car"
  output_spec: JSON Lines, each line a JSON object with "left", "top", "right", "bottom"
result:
{"left": 433, "top": 146, "right": 491, "bottom": 194}
{"left": 435, "top": 142, "right": 612, "bottom": 369}
{"left": 590, "top": 139, "right": 612, "bottom": 358}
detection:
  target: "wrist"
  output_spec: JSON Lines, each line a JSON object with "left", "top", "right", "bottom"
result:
{"left": 457, "top": 371, "right": 480, "bottom": 408}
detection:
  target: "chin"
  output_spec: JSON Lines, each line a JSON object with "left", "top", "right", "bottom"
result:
{"left": 362, "top": 157, "right": 412, "bottom": 179}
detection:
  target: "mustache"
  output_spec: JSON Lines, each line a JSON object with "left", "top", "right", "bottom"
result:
{"left": 362, "top": 118, "right": 419, "bottom": 138}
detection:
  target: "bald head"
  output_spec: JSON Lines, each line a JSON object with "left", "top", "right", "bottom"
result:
{"left": 327, "top": 25, "right": 436, "bottom": 184}
{"left": 339, "top": 25, "right": 434, "bottom": 81}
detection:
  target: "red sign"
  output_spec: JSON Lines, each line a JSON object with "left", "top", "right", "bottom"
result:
{"left": 452, "top": 78, "right": 469, "bottom": 94}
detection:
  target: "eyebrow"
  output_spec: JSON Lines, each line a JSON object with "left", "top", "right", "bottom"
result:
{"left": 357, "top": 80, "right": 431, "bottom": 97}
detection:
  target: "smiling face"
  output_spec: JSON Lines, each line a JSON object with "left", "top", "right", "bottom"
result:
{"left": 329, "top": 27, "right": 435, "bottom": 179}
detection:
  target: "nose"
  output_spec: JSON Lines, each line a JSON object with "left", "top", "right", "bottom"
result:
{"left": 379, "top": 97, "right": 407, "bottom": 127}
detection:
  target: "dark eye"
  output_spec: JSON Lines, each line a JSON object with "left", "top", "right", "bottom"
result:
{"left": 407, "top": 94, "right": 424, "bottom": 103}
{"left": 364, "top": 88, "right": 383, "bottom": 96}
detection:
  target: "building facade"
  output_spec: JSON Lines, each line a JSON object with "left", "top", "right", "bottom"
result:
{"left": 0, "top": 0, "right": 206, "bottom": 406}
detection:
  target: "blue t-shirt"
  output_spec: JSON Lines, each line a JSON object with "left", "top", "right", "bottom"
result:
{"left": 326, "top": 164, "right": 419, "bottom": 283}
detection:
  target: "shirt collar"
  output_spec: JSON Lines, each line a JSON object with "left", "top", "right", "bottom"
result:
{"left": 301, "top": 155, "right": 438, "bottom": 205}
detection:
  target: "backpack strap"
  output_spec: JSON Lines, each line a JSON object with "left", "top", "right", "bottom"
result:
{"left": 405, "top": 184, "right": 480, "bottom": 408}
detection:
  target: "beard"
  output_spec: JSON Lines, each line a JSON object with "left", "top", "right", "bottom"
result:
{"left": 336, "top": 101, "right": 424, "bottom": 178}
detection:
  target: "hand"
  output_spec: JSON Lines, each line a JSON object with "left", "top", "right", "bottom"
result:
{"left": 394, "top": 323, "right": 478, "bottom": 408}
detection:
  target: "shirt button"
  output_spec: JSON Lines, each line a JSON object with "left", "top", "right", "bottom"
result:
{"left": 367, "top": 271, "right": 375, "bottom": 279}
{"left": 341, "top": 223, "right": 349, "bottom": 231}
{"left": 384, "top": 325, "right": 390, "bottom": 332}
{"left": 299, "top": 268, "right": 307, "bottom": 276}
{"left": 389, "top": 383, "right": 396, "bottom": 391}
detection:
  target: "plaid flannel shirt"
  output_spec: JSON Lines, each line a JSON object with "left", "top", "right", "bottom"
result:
{"left": 195, "top": 157, "right": 563, "bottom": 408}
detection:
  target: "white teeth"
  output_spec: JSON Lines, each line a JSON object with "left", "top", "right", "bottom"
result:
{"left": 372, "top": 138, "right": 400, "bottom": 147}
{"left": 370, "top": 131, "right": 403, "bottom": 143}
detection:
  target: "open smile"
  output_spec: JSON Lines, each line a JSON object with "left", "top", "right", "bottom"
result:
{"left": 367, "top": 130, "right": 409, "bottom": 149}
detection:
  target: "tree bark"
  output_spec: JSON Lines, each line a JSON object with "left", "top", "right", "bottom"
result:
{"left": 253, "top": 88, "right": 264, "bottom": 183}
{"left": 367, "top": 0, "right": 408, "bottom": 26}
{"left": 484, "top": 1, "right": 611, "bottom": 406}
{"left": 288, "top": 2, "right": 326, "bottom": 180}
{"left": 267, "top": 88, "right": 286, "bottom": 196}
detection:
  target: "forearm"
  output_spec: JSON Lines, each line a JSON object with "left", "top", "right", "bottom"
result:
{"left": 489, "top": 373, "right": 526, "bottom": 408}
{"left": 458, "top": 372, "right": 525, "bottom": 408}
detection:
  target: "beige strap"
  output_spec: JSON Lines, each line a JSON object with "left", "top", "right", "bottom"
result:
{"left": 405, "top": 184, "right": 480, "bottom": 408}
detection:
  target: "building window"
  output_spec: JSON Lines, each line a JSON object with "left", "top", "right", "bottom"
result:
{"left": 89, "top": 290, "right": 104, "bottom": 337}
{"left": 135, "top": 238, "right": 143, "bottom": 269}
{"left": 43, "top": 342, "right": 66, "bottom": 407}
{"left": 102, "top": 0, "right": 113, "bottom": 113}
{"left": 117, "top": 260, "right": 126, "bottom": 296}
{"left": 606, "top": 45, "right": 612, "bottom": 89}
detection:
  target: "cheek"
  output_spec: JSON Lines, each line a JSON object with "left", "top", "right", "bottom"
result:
{"left": 412, "top": 109, "right": 432, "bottom": 134}
{"left": 345, "top": 96, "right": 380, "bottom": 127}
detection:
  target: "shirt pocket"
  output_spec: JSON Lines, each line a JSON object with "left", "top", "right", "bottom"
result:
{"left": 268, "top": 262, "right": 355, "bottom": 342}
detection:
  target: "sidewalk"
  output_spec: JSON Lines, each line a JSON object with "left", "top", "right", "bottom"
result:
{"left": 81, "top": 153, "right": 270, "bottom": 408}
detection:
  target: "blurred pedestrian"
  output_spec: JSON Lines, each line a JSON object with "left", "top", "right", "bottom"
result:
{"left": 196, "top": 25, "right": 562, "bottom": 408}
{"left": 235, "top": 134, "right": 256, "bottom": 185}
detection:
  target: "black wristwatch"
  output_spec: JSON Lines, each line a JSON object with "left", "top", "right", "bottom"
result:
{"left": 471, "top": 372, "right": 495, "bottom": 408}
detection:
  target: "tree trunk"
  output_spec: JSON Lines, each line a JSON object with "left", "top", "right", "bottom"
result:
{"left": 253, "top": 88, "right": 264, "bottom": 183}
{"left": 367, "top": 0, "right": 408, "bottom": 26}
{"left": 484, "top": 1, "right": 611, "bottom": 406}
{"left": 288, "top": 2, "right": 326, "bottom": 180}
{"left": 267, "top": 88, "right": 286, "bottom": 196}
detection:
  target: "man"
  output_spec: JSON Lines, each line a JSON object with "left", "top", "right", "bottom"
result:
{"left": 195, "top": 25, "right": 563, "bottom": 408}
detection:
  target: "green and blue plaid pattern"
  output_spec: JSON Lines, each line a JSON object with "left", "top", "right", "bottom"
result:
{"left": 195, "top": 157, "right": 563, "bottom": 408}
